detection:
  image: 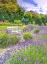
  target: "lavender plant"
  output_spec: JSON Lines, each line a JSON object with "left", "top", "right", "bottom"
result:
{"left": 0, "top": 32, "right": 19, "bottom": 48}
{"left": 23, "top": 32, "right": 34, "bottom": 41}
{"left": 3, "top": 44, "right": 47, "bottom": 64}
{"left": 34, "top": 28, "right": 40, "bottom": 33}
{"left": 0, "top": 26, "right": 47, "bottom": 64}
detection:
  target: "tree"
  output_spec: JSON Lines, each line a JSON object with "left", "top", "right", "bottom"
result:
{"left": 0, "top": 0, "right": 17, "bottom": 3}
{"left": 0, "top": 0, "right": 25, "bottom": 22}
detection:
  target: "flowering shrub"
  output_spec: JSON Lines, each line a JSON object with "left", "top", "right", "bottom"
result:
{"left": 23, "top": 32, "right": 33, "bottom": 41}
{"left": 0, "top": 26, "right": 47, "bottom": 64}
{"left": 8, "top": 35, "right": 19, "bottom": 45}
{"left": 4, "top": 44, "right": 47, "bottom": 64}
{"left": 0, "top": 32, "right": 19, "bottom": 48}
{"left": 23, "top": 27, "right": 28, "bottom": 32}
{"left": 34, "top": 28, "right": 40, "bottom": 33}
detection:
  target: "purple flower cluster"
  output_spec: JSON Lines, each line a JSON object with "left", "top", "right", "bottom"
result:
{"left": 0, "top": 26, "right": 47, "bottom": 64}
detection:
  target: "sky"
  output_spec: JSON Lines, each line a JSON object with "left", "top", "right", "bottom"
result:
{"left": 17, "top": 0, "right": 47, "bottom": 14}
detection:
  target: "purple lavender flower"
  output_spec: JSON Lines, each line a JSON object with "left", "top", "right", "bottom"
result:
{"left": 24, "top": 56, "right": 27, "bottom": 61}
{"left": 17, "top": 57, "right": 21, "bottom": 61}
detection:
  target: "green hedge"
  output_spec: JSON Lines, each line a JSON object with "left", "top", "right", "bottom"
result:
{"left": 0, "top": 22, "right": 23, "bottom": 26}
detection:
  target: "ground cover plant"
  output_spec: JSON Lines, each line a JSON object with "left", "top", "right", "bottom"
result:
{"left": 4, "top": 44, "right": 47, "bottom": 64}
{"left": 0, "top": 26, "right": 46, "bottom": 64}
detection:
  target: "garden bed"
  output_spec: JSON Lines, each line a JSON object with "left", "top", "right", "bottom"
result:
{"left": 0, "top": 26, "right": 47, "bottom": 64}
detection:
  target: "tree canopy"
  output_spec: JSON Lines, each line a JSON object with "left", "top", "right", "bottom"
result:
{"left": 0, "top": 0, "right": 25, "bottom": 21}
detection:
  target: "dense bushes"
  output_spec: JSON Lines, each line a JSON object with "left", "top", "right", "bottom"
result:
{"left": 0, "top": 32, "right": 8, "bottom": 47}
{"left": 8, "top": 35, "right": 19, "bottom": 45}
{"left": 23, "top": 27, "right": 28, "bottom": 32}
{"left": 0, "top": 0, "right": 25, "bottom": 22}
{"left": 23, "top": 32, "right": 33, "bottom": 41}
{"left": 0, "top": 21, "right": 23, "bottom": 26}
{"left": 22, "top": 11, "right": 47, "bottom": 26}
{"left": 14, "top": 20, "right": 21, "bottom": 24}
{"left": 34, "top": 28, "right": 40, "bottom": 33}
{"left": 0, "top": 0, "right": 47, "bottom": 26}
{"left": 0, "top": 32, "right": 19, "bottom": 48}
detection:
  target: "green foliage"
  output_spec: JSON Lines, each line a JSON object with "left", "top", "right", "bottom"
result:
{"left": 0, "top": 22, "right": 14, "bottom": 26}
{"left": 4, "top": 3, "right": 18, "bottom": 13}
{"left": 14, "top": 20, "right": 21, "bottom": 24}
{"left": 41, "top": 23, "right": 45, "bottom": 26}
{"left": 38, "top": 34, "right": 47, "bottom": 40}
{"left": 22, "top": 12, "right": 32, "bottom": 25}
{"left": 32, "top": 21, "right": 36, "bottom": 25}
{"left": 34, "top": 28, "right": 40, "bottom": 33}
{"left": 46, "top": 23, "right": 47, "bottom": 26}
{"left": 4, "top": 44, "right": 47, "bottom": 64}
{"left": 0, "top": 21, "right": 23, "bottom": 26}
{"left": 9, "top": 35, "right": 19, "bottom": 45}
{"left": 0, "top": 0, "right": 17, "bottom": 3}
{"left": 23, "top": 27, "right": 28, "bottom": 32}
{"left": 0, "top": 26, "right": 7, "bottom": 30}
{"left": 0, "top": 0, "right": 25, "bottom": 22}
{"left": 0, "top": 0, "right": 47, "bottom": 25}
{"left": 0, "top": 32, "right": 19, "bottom": 48}
{"left": 22, "top": 11, "right": 47, "bottom": 26}
{"left": 0, "top": 32, "right": 8, "bottom": 48}
{"left": 23, "top": 32, "right": 33, "bottom": 41}
{"left": 22, "top": 17, "right": 29, "bottom": 25}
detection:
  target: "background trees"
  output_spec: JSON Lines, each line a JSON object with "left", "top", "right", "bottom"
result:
{"left": 0, "top": 0, "right": 47, "bottom": 25}
{"left": 0, "top": 0, "right": 17, "bottom": 3}
{"left": 22, "top": 11, "right": 47, "bottom": 25}
{"left": 0, "top": 0, "right": 25, "bottom": 22}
